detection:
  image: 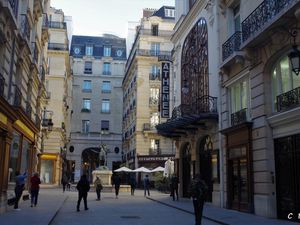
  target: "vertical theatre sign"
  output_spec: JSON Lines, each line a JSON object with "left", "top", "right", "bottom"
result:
{"left": 161, "top": 62, "right": 170, "bottom": 118}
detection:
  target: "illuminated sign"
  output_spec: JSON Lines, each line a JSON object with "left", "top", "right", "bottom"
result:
{"left": 161, "top": 62, "right": 170, "bottom": 118}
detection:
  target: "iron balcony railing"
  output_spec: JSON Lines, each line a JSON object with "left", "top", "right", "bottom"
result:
{"left": 31, "top": 42, "right": 38, "bottom": 64}
{"left": 222, "top": 31, "right": 242, "bottom": 61}
{"left": 103, "top": 71, "right": 111, "bottom": 75}
{"left": 48, "top": 43, "right": 69, "bottom": 51}
{"left": 42, "top": 13, "right": 49, "bottom": 28}
{"left": 149, "top": 148, "right": 162, "bottom": 155}
{"left": 9, "top": 0, "right": 19, "bottom": 18}
{"left": 20, "top": 14, "right": 30, "bottom": 43}
{"left": 48, "top": 21, "right": 66, "bottom": 29}
{"left": 149, "top": 73, "right": 160, "bottom": 81}
{"left": 170, "top": 95, "right": 217, "bottom": 120}
{"left": 231, "top": 108, "right": 248, "bottom": 126}
{"left": 242, "top": 0, "right": 296, "bottom": 43}
{"left": 13, "top": 85, "right": 22, "bottom": 107}
{"left": 140, "top": 29, "right": 173, "bottom": 37}
{"left": 137, "top": 49, "right": 171, "bottom": 58}
{"left": 277, "top": 86, "right": 300, "bottom": 112}
{"left": 0, "top": 73, "right": 4, "bottom": 97}
{"left": 26, "top": 101, "right": 32, "bottom": 118}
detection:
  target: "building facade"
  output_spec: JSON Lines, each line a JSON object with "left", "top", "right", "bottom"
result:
{"left": 123, "top": 6, "right": 176, "bottom": 171}
{"left": 69, "top": 34, "right": 126, "bottom": 182}
{"left": 0, "top": 0, "right": 50, "bottom": 212}
{"left": 39, "top": 6, "right": 72, "bottom": 185}
{"left": 219, "top": 0, "right": 300, "bottom": 221}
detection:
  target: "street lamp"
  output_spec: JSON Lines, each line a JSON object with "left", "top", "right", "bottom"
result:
{"left": 288, "top": 28, "right": 300, "bottom": 76}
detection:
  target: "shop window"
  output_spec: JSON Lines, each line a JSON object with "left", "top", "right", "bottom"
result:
{"left": 9, "top": 132, "right": 21, "bottom": 182}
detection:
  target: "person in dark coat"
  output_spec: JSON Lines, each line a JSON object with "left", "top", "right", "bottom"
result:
{"left": 30, "top": 172, "right": 41, "bottom": 207}
{"left": 14, "top": 171, "right": 28, "bottom": 210}
{"left": 76, "top": 174, "right": 90, "bottom": 211}
{"left": 143, "top": 174, "right": 150, "bottom": 196}
{"left": 129, "top": 175, "right": 136, "bottom": 196}
{"left": 171, "top": 175, "right": 179, "bottom": 201}
{"left": 188, "top": 174, "right": 208, "bottom": 225}
{"left": 61, "top": 174, "right": 68, "bottom": 192}
{"left": 113, "top": 174, "right": 121, "bottom": 199}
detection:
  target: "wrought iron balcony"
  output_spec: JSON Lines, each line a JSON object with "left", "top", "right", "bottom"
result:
{"left": 231, "top": 108, "right": 248, "bottom": 126}
{"left": 8, "top": 0, "right": 19, "bottom": 18}
{"left": 26, "top": 101, "right": 32, "bottom": 117}
{"left": 48, "top": 21, "right": 66, "bottom": 29}
{"left": 222, "top": 31, "right": 242, "bottom": 61}
{"left": 20, "top": 15, "right": 30, "bottom": 43}
{"left": 137, "top": 49, "right": 172, "bottom": 58}
{"left": 31, "top": 42, "right": 38, "bottom": 64}
{"left": 13, "top": 85, "right": 22, "bottom": 107}
{"left": 149, "top": 97, "right": 159, "bottom": 105}
{"left": 48, "top": 43, "right": 68, "bottom": 51}
{"left": 170, "top": 95, "right": 218, "bottom": 120}
{"left": 242, "top": 0, "right": 296, "bottom": 43}
{"left": 103, "top": 71, "right": 111, "bottom": 75}
{"left": 140, "top": 29, "right": 173, "bottom": 37}
{"left": 276, "top": 86, "right": 300, "bottom": 112}
{"left": 0, "top": 73, "right": 4, "bottom": 97}
{"left": 149, "top": 148, "right": 161, "bottom": 155}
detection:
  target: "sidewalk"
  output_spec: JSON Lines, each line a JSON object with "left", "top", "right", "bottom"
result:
{"left": 147, "top": 191, "right": 299, "bottom": 225}
{"left": 0, "top": 188, "right": 68, "bottom": 225}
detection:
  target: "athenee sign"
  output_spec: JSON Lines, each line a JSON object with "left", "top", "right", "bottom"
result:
{"left": 161, "top": 62, "right": 170, "bottom": 118}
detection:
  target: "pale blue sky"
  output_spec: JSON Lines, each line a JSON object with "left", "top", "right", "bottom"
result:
{"left": 51, "top": 0, "right": 175, "bottom": 37}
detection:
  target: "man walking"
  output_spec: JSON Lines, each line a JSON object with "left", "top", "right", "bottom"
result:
{"left": 14, "top": 171, "right": 28, "bottom": 210}
{"left": 76, "top": 174, "right": 90, "bottom": 211}
{"left": 143, "top": 175, "right": 150, "bottom": 196}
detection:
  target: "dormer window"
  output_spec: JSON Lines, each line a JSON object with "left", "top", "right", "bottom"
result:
{"left": 85, "top": 45, "right": 93, "bottom": 56}
{"left": 103, "top": 46, "right": 111, "bottom": 57}
{"left": 164, "top": 8, "right": 175, "bottom": 17}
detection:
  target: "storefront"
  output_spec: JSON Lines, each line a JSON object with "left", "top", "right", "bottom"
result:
{"left": 39, "top": 153, "right": 58, "bottom": 184}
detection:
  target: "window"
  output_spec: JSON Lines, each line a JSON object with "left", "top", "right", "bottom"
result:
{"left": 103, "top": 46, "right": 111, "bottom": 57}
{"left": 150, "top": 65, "right": 160, "bottom": 80}
{"left": 102, "top": 81, "right": 111, "bottom": 93}
{"left": 83, "top": 80, "right": 91, "bottom": 92}
{"left": 150, "top": 88, "right": 159, "bottom": 104}
{"left": 272, "top": 55, "right": 300, "bottom": 111}
{"left": 103, "top": 62, "right": 111, "bottom": 75}
{"left": 84, "top": 61, "right": 92, "bottom": 74}
{"left": 151, "top": 24, "right": 158, "bottom": 36}
{"left": 85, "top": 45, "right": 93, "bottom": 56}
{"left": 150, "top": 112, "right": 159, "bottom": 128}
{"left": 150, "top": 43, "right": 160, "bottom": 56}
{"left": 164, "top": 9, "right": 175, "bottom": 17}
{"left": 101, "top": 99, "right": 110, "bottom": 113}
{"left": 150, "top": 139, "right": 160, "bottom": 154}
{"left": 233, "top": 4, "right": 241, "bottom": 32}
{"left": 82, "top": 120, "right": 90, "bottom": 133}
{"left": 82, "top": 98, "right": 91, "bottom": 112}
{"left": 101, "top": 120, "right": 109, "bottom": 131}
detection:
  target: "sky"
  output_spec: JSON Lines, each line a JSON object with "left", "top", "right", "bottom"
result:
{"left": 51, "top": 0, "right": 175, "bottom": 38}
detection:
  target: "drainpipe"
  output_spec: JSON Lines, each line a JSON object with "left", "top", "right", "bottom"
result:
{"left": 216, "top": 0, "right": 224, "bottom": 208}
{"left": 8, "top": 37, "right": 16, "bottom": 101}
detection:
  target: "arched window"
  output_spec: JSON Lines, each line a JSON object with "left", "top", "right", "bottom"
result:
{"left": 272, "top": 55, "right": 300, "bottom": 111}
{"left": 181, "top": 17, "right": 209, "bottom": 113}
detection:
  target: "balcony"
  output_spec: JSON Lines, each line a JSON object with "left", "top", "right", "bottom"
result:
{"left": 48, "top": 21, "right": 67, "bottom": 29}
{"left": 31, "top": 42, "right": 38, "bottom": 64}
{"left": 231, "top": 108, "right": 248, "bottom": 127}
{"left": 41, "top": 13, "right": 49, "bottom": 41}
{"left": 0, "top": 74, "right": 4, "bottom": 97}
{"left": 137, "top": 49, "right": 172, "bottom": 59}
{"left": 156, "top": 95, "right": 218, "bottom": 138}
{"left": 277, "top": 86, "right": 300, "bottom": 112}
{"left": 149, "top": 73, "right": 160, "bottom": 81}
{"left": 222, "top": 31, "right": 243, "bottom": 63}
{"left": 103, "top": 71, "right": 111, "bottom": 75}
{"left": 241, "top": 0, "right": 298, "bottom": 47}
{"left": 20, "top": 14, "right": 30, "bottom": 44}
{"left": 81, "top": 108, "right": 91, "bottom": 113}
{"left": 26, "top": 101, "right": 32, "bottom": 118}
{"left": 48, "top": 43, "right": 69, "bottom": 51}
{"left": 140, "top": 29, "right": 173, "bottom": 37}
{"left": 149, "top": 97, "right": 159, "bottom": 105}
{"left": 149, "top": 148, "right": 161, "bottom": 155}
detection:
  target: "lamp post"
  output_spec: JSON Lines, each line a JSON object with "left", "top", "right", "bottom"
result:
{"left": 288, "top": 28, "right": 300, "bottom": 76}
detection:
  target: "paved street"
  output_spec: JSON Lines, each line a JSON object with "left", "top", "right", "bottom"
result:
{"left": 0, "top": 188, "right": 299, "bottom": 225}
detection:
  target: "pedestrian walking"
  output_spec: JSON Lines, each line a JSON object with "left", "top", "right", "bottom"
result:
{"left": 94, "top": 177, "right": 103, "bottom": 200}
{"left": 61, "top": 174, "right": 68, "bottom": 192}
{"left": 14, "top": 170, "right": 28, "bottom": 210}
{"left": 171, "top": 174, "right": 179, "bottom": 201}
{"left": 113, "top": 174, "right": 121, "bottom": 199}
{"left": 188, "top": 174, "right": 208, "bottom": 225}
{"left": 143, "top": 174, "right": 150, "bottom": 196}
{"left": 30, "top": 172, "right": 41, "bottom": 207}
{"left": 76, "top": 174, "right": 90, "bottom": 212}
{"left": 129, "top": 175, "right": 136, "bottom": 196}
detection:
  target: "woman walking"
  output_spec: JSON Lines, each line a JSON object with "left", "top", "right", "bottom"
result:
{"left": 30, "top": 172, "right": 41, "bottom": 207}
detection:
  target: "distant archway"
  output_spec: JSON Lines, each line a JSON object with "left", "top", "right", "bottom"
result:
{"left": 81, "top": 147, "right": 101, "bottom": 181}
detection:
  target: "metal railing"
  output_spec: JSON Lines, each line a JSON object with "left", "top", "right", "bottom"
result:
{"left": 149, "top": 148, "right": 161, "bottom": 155}
{"left": 140, "top": 29, "right": 173, "bottom": 37}
{"left": 242, "top": 0, "right": 295, "bottom": 43}
{"left": 170, "top": 95, "right": 218, "bottom": 120}
{"left": 149, "top": 73, "right": 160, "bottom": 80}
{"left": 137, "top": 49, "right": 171, "bottom": 58}
{"left": 48, "top": 43, "right": 69, "bottom": 51}
{"left": 26, "top": 101, "right": 32, "bottom": 118}
{"left": 222, "top": 31, "right": 242, "bottom": 61}
{"left": 48, "top": 21, "right": 66, "bottom": 29}
{"left": 231, "top": 108, "right": 248, "bottom": 126}
{"left": 13, "top": 85, "right": 22, "bottom": 107}
{"left": 31, "top": 42, "right": 38, "bottom": 64}
{"left": 277, "top": 86, "right": 300, "bottom": 112}
{"left": 20, "top": 15, "right": 30, "bottom": 43}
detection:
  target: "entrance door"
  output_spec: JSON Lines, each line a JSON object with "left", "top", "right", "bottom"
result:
{"left": 275, "top": 134, "right": 300, "bottom": 221}
{"left": 228, "top": 158, "right": 249, "bottom": 211}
